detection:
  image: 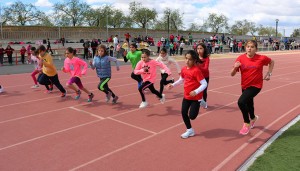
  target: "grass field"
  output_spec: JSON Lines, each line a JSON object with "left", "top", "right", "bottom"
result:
{"left": 247, "top": 119, "right": 300, "bottom": 171}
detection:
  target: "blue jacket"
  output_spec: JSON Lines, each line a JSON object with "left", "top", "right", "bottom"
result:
{"left": 91, "top": 55, "right": 119, "bottom": 78}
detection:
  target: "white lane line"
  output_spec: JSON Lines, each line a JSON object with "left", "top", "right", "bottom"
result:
{"left": 69, "top": 107, "right": 105, "bottom": 120}
{"left": 212, "top": 104, "right": 300, "bottom": 171}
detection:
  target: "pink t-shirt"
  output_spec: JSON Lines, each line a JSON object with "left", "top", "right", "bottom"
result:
{"left": 134, "top": 59, "right": 171, "bottom": 83}
{"left": 63, "top": 57, "right": 88, "bottom": 77}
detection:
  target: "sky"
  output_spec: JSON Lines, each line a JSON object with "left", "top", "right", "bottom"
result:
{"left": 1, "top": 0, "right": 300, "bottom": 37}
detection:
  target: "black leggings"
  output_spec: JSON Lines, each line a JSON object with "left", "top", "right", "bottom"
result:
{"left": 203, "top": 77, "right": 209, "bottom": 102}
{"left": 139, "top": 81, "right": 162, "bottom": 102}
{"left": 159, "top": 73, "right": 173, "bottom": 94}
{"left": 98, "top": 77, "right": 116, "bottom": 98}
{"left": 238, "top": 86, "right": 261, "bottom": 124}
{"left": 131, "top": 72, "right": 142, "bottom": 84}
{"left": 38, "top": 73, "right": 66, "bottom": 93}
{"left": 181, "top": 98, "right": 201, "bottom": 129}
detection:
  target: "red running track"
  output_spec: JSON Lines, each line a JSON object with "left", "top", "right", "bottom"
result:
{"left": 0, "top": 51, "right": 299, "bottom": 170}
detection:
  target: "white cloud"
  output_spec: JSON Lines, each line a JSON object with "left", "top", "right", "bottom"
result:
{"left": 35, "top": 0, "right": 53, "bottom": 7}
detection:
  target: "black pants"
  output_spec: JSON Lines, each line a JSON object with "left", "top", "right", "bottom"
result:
{"left": 139, "top": 81, "right": 162, "bottom": 102}
{"left": 98, "top": 77, "right": 116, "bottom": 98}
{"left": 203, "top": 77, "right": 209, "bottom": 102}
{"left": 180, "top": 48, "right": 183, "bottom": 55}
{"left": 131, "top": 72, "right": 142, "bottom": 84}
{"left": 157, "top": 47, "right": 160, "bottom": 54}
{"left": 83, "top": 48, "right": 89, "bottom": 59}
{"left": 0, "top": 54, "right": 3, "bottom": 64}
{"left": 181, "top": 98, "right": 200, "bottom": 129}
{"left": 7, "top": 54, "right": 13, "bottom": 64}
{"left": 159, "top": 73, "right": 173, "bottom": 94}
{"left": 21, "top": 54, "right": 25, "bottom": 64}
{"left": 238, "top": 86, "right": 261, "bottom": 124}
{"left": 38, "top": 73, "right": 66, "bottom": 93}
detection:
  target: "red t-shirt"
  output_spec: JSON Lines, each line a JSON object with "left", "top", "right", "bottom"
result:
{"left": 198, "top": 57, "right": 210, "bottom": 78}
{"left": 235, "top": 53, "right": 271, "bottom": 90}
{"left": 181, "top": 65, "right": 205, "bottom": 100}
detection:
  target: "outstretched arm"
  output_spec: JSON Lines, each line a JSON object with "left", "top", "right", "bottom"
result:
{"left": 231, "top": 61, "right": 241, "bottom": 76}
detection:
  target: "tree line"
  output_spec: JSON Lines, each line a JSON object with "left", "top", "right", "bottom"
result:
{"left": 1, "top": 0, "right": 299, "bottom": 37}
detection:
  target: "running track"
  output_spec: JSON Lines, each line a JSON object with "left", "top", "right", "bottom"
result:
{"left": 0, "top": 51, "right": 299, "bottom": 170}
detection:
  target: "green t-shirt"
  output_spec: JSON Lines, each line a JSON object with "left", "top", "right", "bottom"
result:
{"left": 126, "top": 50, "right": 142, "bottom": 69}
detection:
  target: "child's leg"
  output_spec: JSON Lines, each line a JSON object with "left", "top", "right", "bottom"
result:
{"left": 159, "top": 73, "right": 168, "bottom": 94}
{"left": 74, "top": 77, "right": 92, "bottom": 95}
{"left": 131, "top": 72, "right": 143, "bottom": 83}
{"left": 98, "top": 77, "right": 115, "bottom": 96}
{"left": 138, "top": 81, "right": 150, "bottom": 102}
{"left": 67, "top": 77, "right": 79, "bottom": 92}
{"left": 147, "top": 82, "right": 162, "bottom": 98}
{"left": 31, "top": 70, "right": 40, "bottom": 85}
{"left": 181, "top": 98, "right": 193, "bottom": 129}
{"left": 49, "top": 74, "right": 66, "bottom": 93}
{"left": 188, "top": 100, "right": 201, "bottom": 120}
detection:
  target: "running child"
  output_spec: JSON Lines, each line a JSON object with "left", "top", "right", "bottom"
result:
{"left": 30, "top": 47, "right": 42, "bottom": 88}
{"left": 124, "top": 43, "right": 143, "bottom": 88}
{"left": 62, "top": 47, "right": 94, "bottom": 102}
{"left": 89, "top": 44, "right": 120, "bottom": 104}
{"left": 168, "top": 50, "right": 207, "bottom": 139}
{"left": 37, "top": 45, "right": 67, "bottom": 97}
{"left": 134, "top": 49, "right": 170, "bottom": 108}
{"left": 156, "top": 47, "right": 181, "bottom": 94}
{"left": 231, "top": 40, "right": 274, "bottom": 135}
{"left": 196, "top": 43, "right": 210, "bottom": 108}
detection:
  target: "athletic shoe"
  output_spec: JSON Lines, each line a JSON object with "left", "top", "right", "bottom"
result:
{"left": 139, "top": 101, "right": 148, "bottom": 108}
{"left": 45, "top": 90, "right": 52, "bottom": 94}
{"left": 112, "top": 96, "right": 119, "bottom": 104}
{"left": 171, "top": 78, "right": 175, "bottom": 83}
{"left": 49, "top": 84, "right": 54, "bottom": 91}
{"left": 181, "top": 128, "right": 195, "bottom": 139}
{"left": 0, "top": 86, "right": 4, "bottom": 93}
{"left": 74, "top": 90, "right": 81, "bottom": 100}
{"left": 87, "top": 93, "right": 94, "bottom": 102}
{"left": 61, "top": 90, "right": 67, "bottom": 98}
{"left": 239, "top": 123, "right": 250, "bottom": 135}
{"left": 106, "top": 92, "right": 112, "bottom": 102}
{"left": 200, "top": 100, "right": 208, "bottom": 109}
{"left": 31, "top": 85, "right": 39, "bottom": 88}
{"left": 160, "top": 94, "right": 166, "bottom": 104}
{"left": 250, "top": 115, "right": 259, "bottom": 129}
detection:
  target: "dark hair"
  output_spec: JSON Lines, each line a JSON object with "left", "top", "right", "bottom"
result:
{"left": 130, "top": 43, "right": 137, "bottom": 49}
{"left": 96, "top": 44, "right": 108, "bottom": 57}
{"left": 142, "top": 49, "right": 151, "bottom": 56}
{"left": 38, "top": 45, "right": 46, "bottom": 52}
{"left": 30, "top": 47, "right": 36, "bottom": 51}
{"left": 66, "top": 47, "right": 77, "bottom": 55}
{"left": 185, "top": 50, "right": 201, "bottom": 64}
{"left": 196, "top": 43, "right": 209, "bottom": 59}
{"left": 160, "top": 47, "right": 167, "bottom": 53}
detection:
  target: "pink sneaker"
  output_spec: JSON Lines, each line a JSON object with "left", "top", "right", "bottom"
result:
{"left": 250, "top": 115, "right": 259, "bottom": 129}
{"left": 239, "top": 123, "right": 250, "bottom": 135}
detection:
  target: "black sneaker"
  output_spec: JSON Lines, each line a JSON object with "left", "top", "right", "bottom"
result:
{"left": 112, "top": 96, "right": 119, "bottom": 104}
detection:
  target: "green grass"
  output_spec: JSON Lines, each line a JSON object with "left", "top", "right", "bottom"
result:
{"left": 247, "top": 120, "right": 300, "bottom": 171}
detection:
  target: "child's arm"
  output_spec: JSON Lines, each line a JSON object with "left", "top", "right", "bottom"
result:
{"left": 89, "top": 58, "right": 96, "bottom": 70}
{"left": 231, "top": 61, "right": 240, "bottom": 76}
{"left": 190, "top": 79, "right": 207, "bottom": 97}
{"left": 156, "top": 60, "right": 171, "bottom": 75}
{"left": 80, "top": 59, "right": 88, "bottom": 75}
{"left": 168, "top": 76, "right": 184, "bottom": 90}
{"left": 134, "top": 61, "right": 144, "bottom": 75}
{"left": 108, "top": 56, "right": 120, "bottom": 71}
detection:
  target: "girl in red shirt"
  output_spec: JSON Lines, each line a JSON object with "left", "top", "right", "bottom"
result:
{"left": 196, "top": 43, "right": 210, "bottom": 109}
{"left": 231, "top": 40, "right": 275, "bottom": 135}
{"left": 168, "top": 50, "right": 207, "bottom": 139}
{"left": 5, "top": 45, "right": 14, "bottom": 65}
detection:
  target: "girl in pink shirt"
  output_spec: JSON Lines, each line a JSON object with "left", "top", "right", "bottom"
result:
{"left": 62, "top": 47, "right": 94, "bottom": 102}
{"left": 134, "top": 49, "right": 171, "bottom": 108}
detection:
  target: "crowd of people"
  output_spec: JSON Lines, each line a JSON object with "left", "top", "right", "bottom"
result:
{"left": 0, "top": 37, "right": 275, "bottom": 139}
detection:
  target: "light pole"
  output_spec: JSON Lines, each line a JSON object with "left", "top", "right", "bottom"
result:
{"left": 167, "top": 10, "right": 170, "bottom": 37}
{"left": 0, "top": 5, "right": 3, "bottom": 40}
{"left": 275, "top": 19, "right": 279, "bottom": 38}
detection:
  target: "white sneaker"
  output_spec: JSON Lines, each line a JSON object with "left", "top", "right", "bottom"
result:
{"left": 181, "top": 128, "right": 195, "bottom": 139}
{"left": 200, "top": 100, "right": 207, "bottom": 109}
{"left": 160, "top": 94, "right": 166, "bottom": 104}
{"left": 31, "top": 85, "right": 39, "bottom": 88}
{"left": 0, "top": 86, "right": 3, "bottom": 93}
{"left": 139, "top": 101, "right": 148, "bottom": 108}
{"left": 106, "top": 92, "right": 112, "bottom": 102}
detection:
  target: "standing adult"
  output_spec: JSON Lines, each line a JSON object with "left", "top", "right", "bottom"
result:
{"left": 83, "top": 39, "right": 90, "bottom": 60}
{"left": 90, "top": 39, "right": 98, "bottom": 58}
{"left": 5, "top": 45, "right": 14, "bottom": 65}
{"left": 113, "top": 35, "right": 119, "bottom": 56}
{"left": 230, "top": 40, "right": 275, "bottom": 135}
{"left": 46, "top": 38, "right": 53, "bottom": 54}
{"left": 61, "top": 36, "right": 66, "bottom": 47}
